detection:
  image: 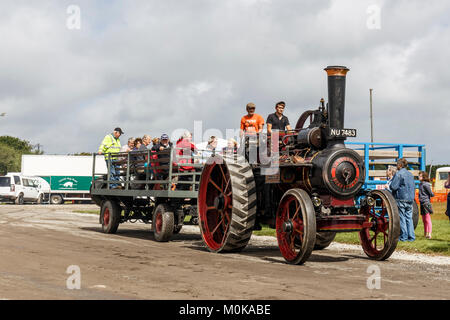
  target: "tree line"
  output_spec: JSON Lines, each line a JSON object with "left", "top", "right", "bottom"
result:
{"left": 0, "top": 136, "right": 43, "bottom": 175}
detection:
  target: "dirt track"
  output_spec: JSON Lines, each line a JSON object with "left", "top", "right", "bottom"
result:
{"left": 0, "top": 204, "right": 448, "bottom": 300}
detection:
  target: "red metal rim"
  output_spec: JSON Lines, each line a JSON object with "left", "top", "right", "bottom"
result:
{"left": 103, "top": 208, "right": 110, "bottom": 226}
{"left": 359, "top": 194, "right": 390, "bottom": 257}
{"left": 155, "top": 211, "right": 163, "bottom": 234}
{"left": 276, "top": 194, "right": 305, "bottom": 262}
{"left": 198, "top": 158, "right": 232, "bottom": 251}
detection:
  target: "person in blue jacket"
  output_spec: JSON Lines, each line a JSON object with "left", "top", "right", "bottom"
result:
{"left": 389, "top": 158, "right": 416, "bottom": 241}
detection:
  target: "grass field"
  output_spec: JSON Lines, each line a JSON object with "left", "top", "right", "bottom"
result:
{"left": 253, "top": 202, "right": 450, "bottom": 256}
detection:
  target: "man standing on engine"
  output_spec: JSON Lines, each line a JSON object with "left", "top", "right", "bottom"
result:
{"left": 266, "top": 101, "right": 292, "bottom": 134}
{"left": 98, "top": 127, "right": 123, "bottom": 189}
{"left": 389, "top": 158, "right": 416, "bottom": 242}
{"left": 240, "top": 102, "right": 265, "bottom": 137}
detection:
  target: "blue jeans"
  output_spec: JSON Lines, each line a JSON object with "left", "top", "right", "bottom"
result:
{"left": 397, "top": 200, "right": 415, "bottom": 241}
{"left": 105, "top": 159, "right": 119, "bottom": 188}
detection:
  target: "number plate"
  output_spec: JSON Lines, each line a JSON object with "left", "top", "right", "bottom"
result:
{"left": 329, "top": 128, "right": 357, "bottom": 138}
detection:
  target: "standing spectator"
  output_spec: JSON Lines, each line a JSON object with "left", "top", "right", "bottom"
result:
{"left": 445, "top": 175, "right": 450, "bottom": 222}
{"left": 266, "top": 101, "right": 292, "bottom": 134}
{"left": 418, "top": 171, "right": 434, "bottom": 239}
{"left": 240, "top": 102, "right": 264, "bottom": 137}
{"left": 389, "top": 158, "right": 416, "bottom": 242}
{"left": 120, "top": 137, "right": 135, "bottom": 152}
{"left": 385, "top": 165, "right": 397, "bottom": 191}
{"left": 98, "top": 127, "right": 123, "bottom": 189}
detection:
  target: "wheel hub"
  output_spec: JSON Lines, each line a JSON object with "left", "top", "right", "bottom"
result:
{"left": 214, "top": 195, "right": 225, "bottom": 210}
{"left": 282, "top": 220, "right": 293, "bottom": 233}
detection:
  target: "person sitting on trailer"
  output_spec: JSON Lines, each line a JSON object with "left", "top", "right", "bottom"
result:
{"left": 151, "top": 134, "right": 173, "bottom": 180}
{"left": 222, "top": 138, "right": 238, "bottom": 155}
{"left": 175, "top": 131, "right": 198, "bottom": 190}
{"left": 120, "top": 137, "right": 135, "bottom": 152}
{"left": 140, "top": 134, "right": 152, "bottom": 151}
{"left": 199, "top": 136, "right": 218, "bottom": 164}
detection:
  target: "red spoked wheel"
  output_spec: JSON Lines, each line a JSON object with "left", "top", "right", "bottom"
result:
{"left": 152, "top": 203, "right": 174, "bottom": 242}
{"left": 198, "top": 155, "right": 256, "bottom": 252}
{"left": 359, "top": 189, "right": 400, "bottom": 260}
{"left": 101, "top": 200, "right": 121, "bottom": 234}
{"left": 276, "top": 188, "right": 316, "bottom": 265}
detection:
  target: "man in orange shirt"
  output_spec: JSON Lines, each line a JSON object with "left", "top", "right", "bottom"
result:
{"left": 240, "top": 102, "right": 264, "bottom": 137}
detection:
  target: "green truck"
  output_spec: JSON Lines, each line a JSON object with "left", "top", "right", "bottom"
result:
{"left": 21, "top": 154, "right": 107, "bottom": 204}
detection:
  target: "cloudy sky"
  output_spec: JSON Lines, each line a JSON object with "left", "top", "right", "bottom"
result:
{"left": 0, "top": 0, "right": 449, "bottom": 163}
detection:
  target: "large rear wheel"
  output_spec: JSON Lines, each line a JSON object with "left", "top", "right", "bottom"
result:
{"left": 276, "top": 188, "right": 316, "bottom": 265}
{"left": 359, "top": 189, "right": 400, "bottom": 260}
{"left": 198, "top": 155, "right": 257, "bottom": 252}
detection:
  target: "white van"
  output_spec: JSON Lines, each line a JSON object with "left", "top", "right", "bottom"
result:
{"left": 0, "top": 173, "right": 46, "bottom": 204}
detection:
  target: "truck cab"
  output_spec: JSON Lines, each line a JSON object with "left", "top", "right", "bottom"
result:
{"left": 434, "top": 167, "right": 450, "bottom": 193}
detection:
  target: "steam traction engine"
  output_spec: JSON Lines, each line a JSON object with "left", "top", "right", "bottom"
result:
{"left": 198, "top": 66, "right": 400, "bottom": 264}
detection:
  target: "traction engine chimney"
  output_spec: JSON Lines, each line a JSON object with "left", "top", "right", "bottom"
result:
{"left": 324, "top": 66, "right": 349, "bottom": 147}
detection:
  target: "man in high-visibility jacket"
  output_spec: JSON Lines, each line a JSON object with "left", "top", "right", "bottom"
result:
{"left": 98, "top": 127, "right": 123, "bottom": 188}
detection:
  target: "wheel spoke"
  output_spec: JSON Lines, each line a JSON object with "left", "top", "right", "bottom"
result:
{"left": 218, "top": 165, "right": 228, "bottom": 189}
{"left": 208, "top": 177, "right": 223, "bottom": 193}
{"left": 211, "top": 215, "right": 225, "bottom": 235}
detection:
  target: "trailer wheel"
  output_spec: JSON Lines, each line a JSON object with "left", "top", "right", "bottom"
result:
{"left": 198, "top": 155, "right": 257, "bottom": 253}
{"left": 152, "top": 204, "right": 174, "bottom": 242}
{"left": 276, "top": 188, "right": 316, "bottom": 265}
{"left": 412, "top": 201, "right": 419, "bottom": 230}
{"left": 50, "top": 194, "right": 63, "bottom": 205}
{"left": 15, "top": 193, "right": 24, "bottom": 205}
{"left": 359, "top": 189, "right": 400, "bottom": 261}
{"left": 101, "top": 200, "right": 121, "bottom": 234}
{"left": 314, "top": 232, "right": 337, "bottom": 250}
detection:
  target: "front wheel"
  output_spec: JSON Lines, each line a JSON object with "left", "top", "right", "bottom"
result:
{"left": 276, "top": 188, "right": 316, "bottom": 265}
{"left": 359, "top": 189, "right": 400, "bottom": 260}
{"left": 15, "top": 193, "right": 24, "bottom": 205}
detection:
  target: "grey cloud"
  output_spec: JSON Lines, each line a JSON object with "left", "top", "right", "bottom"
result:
{"left": 0, "top": 0, "right": 448, "bottom": 163}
